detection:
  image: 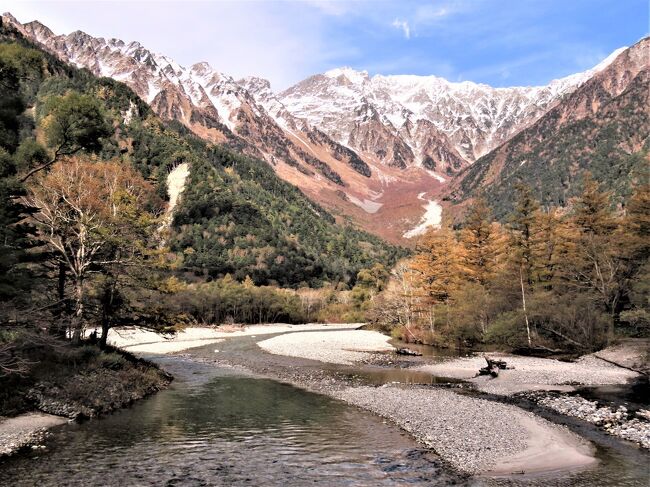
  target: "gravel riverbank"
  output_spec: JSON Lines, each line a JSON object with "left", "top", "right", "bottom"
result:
{"left": 257, "top": 330, "right": 394, "bottom": 364}
{"left": 519, "top": 391, "right": 650, "bottom": 449}
{"left": 335, "top": 385, "right": 595, "bottom": 475}
{"left": 0, "top": 413, "right": 67, "bottom": 457}
{"left": 105, "top": 323, "right": 359, "bottom": 354}
{"left": 416, "top": 353, "right": 640, "bottom": 395}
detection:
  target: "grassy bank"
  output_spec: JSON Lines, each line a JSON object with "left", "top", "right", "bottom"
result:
{"left": 0, "top": 334, "right": 171, "bottom": 419}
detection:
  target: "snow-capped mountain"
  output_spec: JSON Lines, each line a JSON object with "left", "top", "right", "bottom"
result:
{"left": 2, "top": 12, "right": 633, "bottom": 243}
{"left": 279, "top": 52, "right": 624, "bottom": 165}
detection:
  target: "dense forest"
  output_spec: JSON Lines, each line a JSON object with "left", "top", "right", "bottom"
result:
{"left": 372, "top": 178, "right": 649, "bottom": 353}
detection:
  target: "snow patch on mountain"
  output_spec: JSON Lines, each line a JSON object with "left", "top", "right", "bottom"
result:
{"left": 166, "top": 162, "right": 190, "bottom": 217}
{"left": 347, "top": 194, "right": 383, "bottom": 214}
{"left": 403, "top": 199, "right": 443, "bottom": 238}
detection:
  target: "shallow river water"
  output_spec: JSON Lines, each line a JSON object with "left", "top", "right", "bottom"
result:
{"left": 0, "top": 357, "right": 466, "bottom": 486}
{"left": 1, "top": 335, "right": 648, "bottom": 486}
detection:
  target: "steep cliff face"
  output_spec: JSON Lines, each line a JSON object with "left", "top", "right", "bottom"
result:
{"left": 5, "top": 11, "right": 641, "bottom": 242}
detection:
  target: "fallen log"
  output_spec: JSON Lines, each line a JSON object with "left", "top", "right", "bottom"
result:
{"left": 478, "top": 357, "right": 511, "bottom": 377}
{"left": 395, "top": 348, "right": 423, "bottom": 356}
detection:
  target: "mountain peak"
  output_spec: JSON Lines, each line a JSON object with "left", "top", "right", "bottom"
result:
{"left": 1, "top": 12, "right": 20, "bottom": 27}
{"left": 324, "top": 67, "right": 369, "bottom": 84}
{"left": 190, "top": 61, "right": 213, "bottom": 74}
{"left": 23, "top": 20, "right": 55, "bottom": 39}
{"left": 237, "top": 76, "right": 272, "bottom": 94}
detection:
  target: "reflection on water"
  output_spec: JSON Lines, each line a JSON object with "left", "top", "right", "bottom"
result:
{"left": 339, "top": 367, "right": 462, "bottom": 386}
{"left": 0, "top": 360, "right": 465, "bottom": 486}
{"left": 388, "top": 339, "right": 470, "bottom": 359}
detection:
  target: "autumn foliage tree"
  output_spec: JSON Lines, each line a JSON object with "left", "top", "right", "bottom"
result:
{"left": 26, "top": 156, "right": 160, "bottom": 343}
{"left": 372, "top": 173, "right": 650, "bottom": 352}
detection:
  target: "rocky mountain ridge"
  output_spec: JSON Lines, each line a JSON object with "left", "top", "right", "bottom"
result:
{"left": 448, "top": 36, "right": 649, "bottom": 218}
{"left": 2, "top": 12, "right": 638, "bottom": 243}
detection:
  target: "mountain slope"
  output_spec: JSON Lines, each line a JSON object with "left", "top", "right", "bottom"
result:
{"left": 448, "top": 37, "right": 650, "bottom": 219}
{"left": 0, "top": 19, "right": 405, "bottom": 287}
{"left": 4, "top": 12, "right": 629, "bottom": 243}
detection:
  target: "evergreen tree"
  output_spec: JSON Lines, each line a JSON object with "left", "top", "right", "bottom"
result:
{"left": 569, "top": 172, "right": 623, "bottom": 339}
{"left": 509, "top": 183, "right": 540, "bottom": 284}
{"left": 460, "top": 196, "right": 501, "bottom": 286}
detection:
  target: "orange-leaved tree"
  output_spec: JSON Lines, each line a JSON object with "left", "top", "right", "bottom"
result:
{"left": 26, "top": 156, "right": 160, "bottom": 344}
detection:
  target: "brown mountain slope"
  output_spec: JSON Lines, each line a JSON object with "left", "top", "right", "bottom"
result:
{"left": 3, "top": 12, "right": 640, "bottom": 242}
{"left": 447, "top": 37, "right": 650, "bottom": 220}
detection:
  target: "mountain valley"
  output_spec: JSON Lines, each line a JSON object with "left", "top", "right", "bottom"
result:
{"left": 6, "top": 12, "right": 645, "bottom": 242}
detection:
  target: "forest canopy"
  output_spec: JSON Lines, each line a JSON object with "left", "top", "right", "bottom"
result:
{"left": 371, "top": 176, "right": 650, "bottom": 352}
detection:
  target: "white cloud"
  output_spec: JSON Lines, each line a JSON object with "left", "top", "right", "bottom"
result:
{"left": 3, "top": 1, "right": 344, "bottom": 90}
{"left": 414, "top": 4, "right": 450, "bottom": 24}
{"left": 391, "top": 18, "right": 411, "bottom": 39}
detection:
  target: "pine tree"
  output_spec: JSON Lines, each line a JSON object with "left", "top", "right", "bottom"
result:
{"left": 532, "top": 208, "right": 575, "bottom": 289}
{"left": 618, "top": 177, "right": 650, "bottom": 334}
{"left": 412, "top": 225, "right": 465, "bottom": 305}
{"left": 572, "top": 172, "right": 617, "bottom": 235}
{"left": 509, "top": 183, "right": 540, "bottom": 284}
{"left": 569, "top": 172, "right": 622, "bottom": 339}
{"left": 460, "top": 196, "right": 501, "bottom": 286}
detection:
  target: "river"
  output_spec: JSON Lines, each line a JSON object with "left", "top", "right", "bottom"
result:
{"left": 0, "top": 333, "right": 648, "bottom": 486}
{"left": 0, "top": 356, "right": 466, "bottom": 486}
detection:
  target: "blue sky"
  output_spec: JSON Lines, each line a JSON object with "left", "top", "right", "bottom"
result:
{"left": 4, "top": 0, "right": 648, "bottom": 90}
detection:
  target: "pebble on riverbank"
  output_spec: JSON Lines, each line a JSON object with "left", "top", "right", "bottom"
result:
{"left": 520, "top": 391, "right": 650, "bottom": 449}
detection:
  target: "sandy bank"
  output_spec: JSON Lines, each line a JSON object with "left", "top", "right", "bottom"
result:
{"left": 336, "top": 385, "right": 595, "bottom": 476}
{"left": 0, "top": 413, "right": 67, "bottom": 457}
{"left": 257, "top": 329, "right": 394, "bottom": 365}
{"left": 592, "top": 339, "right": 650, "bottom": 374}
{"left": 106, "top": 323, "right": 360, "bottom": 354}
{"left": 416, "top": 353, "right": 640, "bottom": 395}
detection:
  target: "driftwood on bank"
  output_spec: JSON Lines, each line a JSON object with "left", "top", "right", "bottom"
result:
{"left": 395, "top": 348, "right": 423, "bottom": 357}
{"left": 478, "top": 357, "right": 511, "bottom": 377}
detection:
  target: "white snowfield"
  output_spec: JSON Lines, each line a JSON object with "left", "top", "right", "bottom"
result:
{"left": 346, "top": 193, "right": 383, "bottom": 214}
{"left": 257, "top": 330, "right": 394, "bottom": 365}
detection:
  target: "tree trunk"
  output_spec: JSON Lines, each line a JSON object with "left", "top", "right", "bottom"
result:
{"left": 99, "top": 321, "right": 109, "bottom": 350}
{"left": 71, "top": 276, "right": 84, "bottom": 345}
{"left": 51, "top": 260, "right": 67, "bottom": 338}
{"left": 520, "top": 264, "right": 532, "bottom": 347}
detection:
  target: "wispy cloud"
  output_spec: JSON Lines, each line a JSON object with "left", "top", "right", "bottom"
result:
{"left": 391, "top": 18, "right": 411, "bottom": 39}
{"left": 413, "top": 3, "right": 452, "bottom": 24}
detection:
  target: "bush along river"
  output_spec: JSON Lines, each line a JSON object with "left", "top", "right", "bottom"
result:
{"left": 1, "top": 328, "right": 648, "bottom": 486}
